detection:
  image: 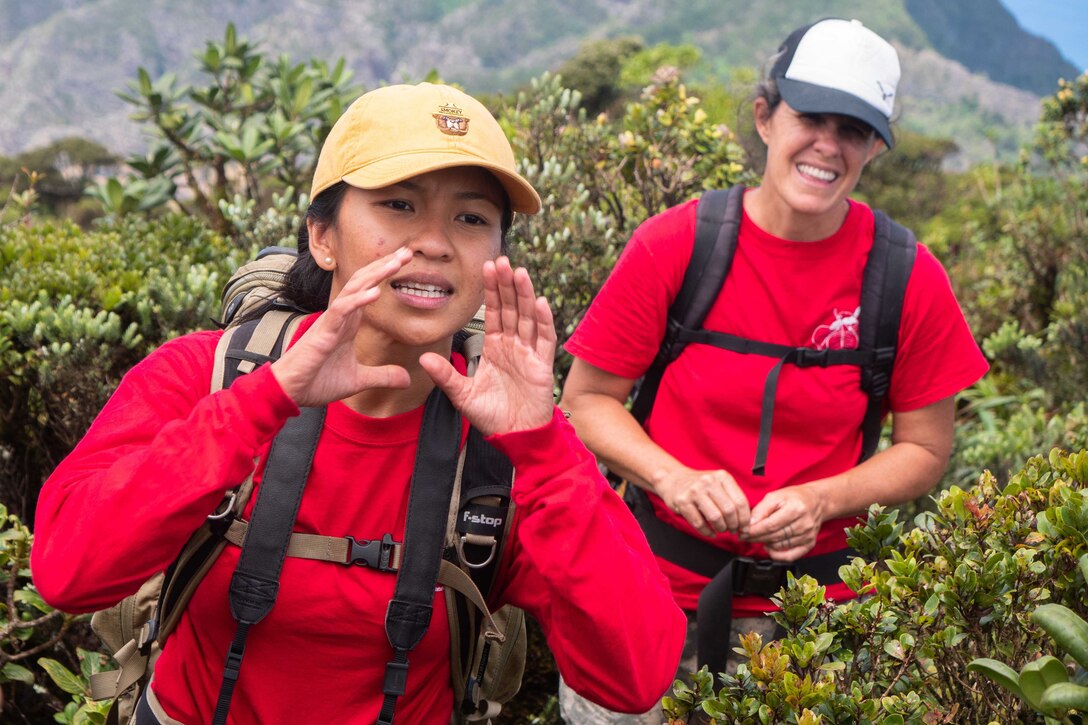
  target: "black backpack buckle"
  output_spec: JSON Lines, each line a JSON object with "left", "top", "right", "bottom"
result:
{"left": 732, "top": 557, "right": 792, "bottom": 597}
{"left": 345, "top": 534, "right": 397, "bottom": 572}
{"left": 794, "top": 348, "right": 830, "bottom": 368}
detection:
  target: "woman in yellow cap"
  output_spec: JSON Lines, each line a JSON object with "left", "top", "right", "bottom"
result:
{"left": 32, "top": 83, "right": 685, "bottom": 724}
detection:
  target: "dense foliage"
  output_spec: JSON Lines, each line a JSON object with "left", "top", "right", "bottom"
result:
{"left": 1, "top": 22, "right": 1086, "bottom": 724}
{"left": 665, "top": 449, "right": 1088, "bottom": 724}
{"left": 0, "top": 216, "right": 241, "bottom": 522}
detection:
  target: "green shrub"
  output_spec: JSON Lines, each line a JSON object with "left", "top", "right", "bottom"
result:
{"left": 666, "top": 449, "right": 1088, "bottom": 724}
{"left": 92, "top": 23, "right": 358, "bottom": 236}
{"left": 0, "top": 503, "right": 106, "bottom": 722}
{"left": 504, "top": 69, "right": 750, "bottom": 385}
{"left": 970, "top": 601, "right": 1088, "bottom": 722}
{"left": 0, "top": 215, "right": 240, "bottom": 521}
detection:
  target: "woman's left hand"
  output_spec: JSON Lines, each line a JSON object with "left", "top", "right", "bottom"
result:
{"left": 420, "top": 256, "right": 557, "bottom": 436}
{"left": 740, "top": 485, "right": 826, "bottom": 562}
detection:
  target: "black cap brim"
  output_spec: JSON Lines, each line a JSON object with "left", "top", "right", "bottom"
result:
{"left": 777, "top": 77, "right": 894, "bottom": 148}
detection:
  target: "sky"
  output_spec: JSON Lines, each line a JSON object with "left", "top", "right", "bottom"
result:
{"left": 1001, "top": 0, "right": 1088, "bottom": 72}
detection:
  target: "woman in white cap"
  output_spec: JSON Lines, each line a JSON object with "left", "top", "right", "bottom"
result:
{"left": 559, "top": 18, "right": 988, "bottom": 723}
{"left": 32, "top": 82, "right": 685, "bottom": 723}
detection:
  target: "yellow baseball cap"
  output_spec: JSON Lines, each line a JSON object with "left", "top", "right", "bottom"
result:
{"left": 309, "top": 82, "right": 541, "bottom": 214}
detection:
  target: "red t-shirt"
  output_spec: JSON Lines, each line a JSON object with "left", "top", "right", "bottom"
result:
{"left": 566, "top": 195, "right": 989, "bottom": 614}
{"left": 32, "top": 315, "right": 686, "bottom": 722}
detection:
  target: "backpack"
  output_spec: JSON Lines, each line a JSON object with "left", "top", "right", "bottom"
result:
{"left": 89, "top": 248, "right": 527, "bottom": 725}
{"left": 619, "top": 185, "right": 917, "bottom": 675}
{"left": 628, "top": 184, "right": 917, "bottom": 473}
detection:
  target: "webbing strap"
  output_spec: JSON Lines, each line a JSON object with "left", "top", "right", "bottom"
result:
{"left": 380, "top": 387, "right": 462, "bottom": 724}
{"left": 676, "top": 329, "right": 874, "bottom": 475}
{"left": 695, "top": 547, "right": 850, "bottom": 675}
{"left": 222, "top": 518, "right": 405, "bottom": 569}
{"left": 630, "top": 186, "right": 745, "bottom": 424}
{"left": 626, "top": 485, "right": 851, "bottom": 674}
{"left": 857, "top": 211, "right": 917, "bottom": 462}
{"left": 88, "top": 637, "right": 148, "bottom": 700}
{"left": 437, "top": 560, "right": 505, "bottom": 643}
{"left": 212, "top": 405, "right": 326, "bottom": 725}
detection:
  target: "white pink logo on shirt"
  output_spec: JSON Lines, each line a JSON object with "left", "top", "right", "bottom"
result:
{"left": 811, "top": 307, "right": 860, "bottom": 350}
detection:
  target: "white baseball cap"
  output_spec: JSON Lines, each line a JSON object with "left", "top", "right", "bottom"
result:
{"left": 772, "top": 18, "right": 900, "bottom": 148}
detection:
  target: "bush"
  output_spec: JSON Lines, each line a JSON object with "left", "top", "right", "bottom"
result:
{"left": 0, "top": 215, "right": 241, "bottom": 522}
{"left": 91, "top": 23, "right": 358, "bottom": 236}
{"left": 666, "top": 449, "right": 1088, "bottom": 724}
{"left": 0, "top": 503, "right": 107, "bottom": 723}
{"left": 504, "top": 69, "right": 750, "bottom": 385}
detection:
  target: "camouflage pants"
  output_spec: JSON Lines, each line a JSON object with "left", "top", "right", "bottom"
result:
{"left": 557, "top": 612, "right": 778, "bottom": 724}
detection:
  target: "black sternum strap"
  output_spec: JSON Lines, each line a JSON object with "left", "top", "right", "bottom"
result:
{"left": 378, "top": 387, "right": 461, "bottom": 725}
{"left": 214, "top": 404, "right": 326, "bottom": 725}
{"left": 674, "top": 328, "right": 871, "bottom": 476}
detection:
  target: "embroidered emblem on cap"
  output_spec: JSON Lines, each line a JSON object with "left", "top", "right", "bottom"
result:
{"left": 433, "top": 102, "right": 470, "bottom": 136}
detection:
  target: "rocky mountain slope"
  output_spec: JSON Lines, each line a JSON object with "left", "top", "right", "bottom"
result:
{"left": 0, "top": 0, "right": 1076, "bottom": 165}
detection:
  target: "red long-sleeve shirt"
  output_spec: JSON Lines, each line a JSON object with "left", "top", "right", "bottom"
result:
{"left": 32, "top": 315, "right": 685, "bottom": 723}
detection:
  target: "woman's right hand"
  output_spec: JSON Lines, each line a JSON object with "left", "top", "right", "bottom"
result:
{"left": 270, "top": 247, "right": 413, "bottom": 407}
{"left": 652, "top": 465, "right": 751, "bottom": 537}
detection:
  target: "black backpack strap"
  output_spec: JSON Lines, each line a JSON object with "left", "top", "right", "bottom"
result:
{"left": 455, "top": 426, "right": 515, "bottom": 594}
{"left": 629, "top": 186, "right": 745, "bottom": 424}
{"left": 212, "top": 404, "right": 326, "bottom": 725}
{"left": 450, "top": 426, "right": 515, "bottom": 716}
{"left": 379, "top": 387, "right": 462, "bottom": 725}
{"left": 857, "top": 211, "right": 917, "bottom": 462}
{"left": 625, "top": 483, "right": 851, "bottom": 675}
{"left": 672, "top": 330, "right": 870, "bottom": 475}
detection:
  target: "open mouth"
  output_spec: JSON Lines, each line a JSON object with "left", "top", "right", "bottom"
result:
{"left": 797, "top": 163, "right": 838, "bottom": 183}
{"left": 391, "top": 281, "right": 452, "bottom": 299}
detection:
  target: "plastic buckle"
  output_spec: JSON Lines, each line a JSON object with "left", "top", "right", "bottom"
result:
{"left": 223, "top": 641, "right": 246, "bottom": 683}
{"left": 794, "top": 348, "right": 830, "bottom": 368}
{"left": 383, "top": 659, "right": 409, "bottom": 697}
{"left": 733, "top": 557, "right": 791, "bottom": 597}
{"left": 873, "top": 346, "right": 897, "bottom": 366}
{"left": 136, "top": 619, "right": 159, "bottom": 655}
{"left": 346, "top": 533, "right": 396, "bottom": 571}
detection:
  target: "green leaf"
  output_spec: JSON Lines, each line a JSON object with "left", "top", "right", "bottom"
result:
{"left": 968, "top": 658, "right": 1023, "bottom": 698}
{"left": 2, "top": 661, "right": 35, "bottom": 684}
{"left": 1020, "top": 655, "right": 1070, "bottom": 711}
{"left": 15, "top": 588, "right": 52, "bottom": 613}
{"left": 1034, "top": 604, "right": 1088, "bottom": 671}
{"left": 38, "top": 658, "right": 87, "bottom": 696}
{"left": 1039, "top": 681, "right": 1088, "bottom": 712}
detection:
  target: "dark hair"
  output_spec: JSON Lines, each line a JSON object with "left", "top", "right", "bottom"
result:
{"left": 753, "top": 49, "right": 786, "bottom": 116}
{"left": 241, "top": 178, "right": 514, "bottom": 322}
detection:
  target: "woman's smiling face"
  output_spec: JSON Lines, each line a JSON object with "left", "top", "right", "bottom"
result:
{"left": 309, "top": 166, "right": 506, "bottom": 350}
{"left": 753, "top": 98, "right": 884, "bottom": 239}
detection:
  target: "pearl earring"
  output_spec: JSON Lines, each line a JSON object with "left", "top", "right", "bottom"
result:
{"left": 324, "top": 256, "right": 333, "bottom": 266}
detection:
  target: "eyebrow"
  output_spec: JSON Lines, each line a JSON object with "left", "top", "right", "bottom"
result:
{"left": 392, "top": 180, "right": 502, "bottom": 207}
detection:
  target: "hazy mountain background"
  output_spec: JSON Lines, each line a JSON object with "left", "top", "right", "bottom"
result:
{"left": 0, "top": 0, "right": 1083, "bottom": 168}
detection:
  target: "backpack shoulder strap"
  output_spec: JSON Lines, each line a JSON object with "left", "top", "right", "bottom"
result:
{"left": 446, "top": 423, "right": 518, "bottom": 721}
{"left": 379, "top": 388, "right": 463, "bottom": 725}
{"left": 857, "top": 210, "right": 917, "bottom": 462}
{"left": 212, "top": 404, "right": 326, "bottom": 725}
{"left": 87, "top": 309, "right": 307, "bottom": 710}
{"left": 630, "top": 185, "right": 745, "bottom": 423}
{"left": 212, "top": 308, "right": 308, "bottom": 393}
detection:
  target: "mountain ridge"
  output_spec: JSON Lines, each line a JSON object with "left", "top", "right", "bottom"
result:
{"left": 0, "top": 0, "right": 1077, "bottom": 165}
